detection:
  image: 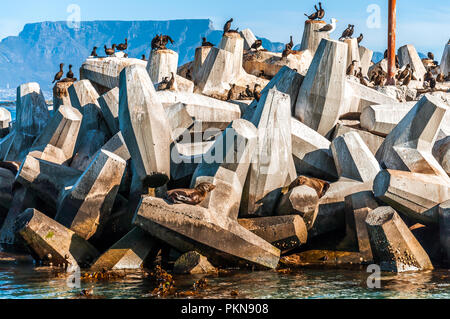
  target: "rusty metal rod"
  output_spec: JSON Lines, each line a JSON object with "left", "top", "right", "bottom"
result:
{"left": 387, "top": 0, "right": 397, "bottom": 85}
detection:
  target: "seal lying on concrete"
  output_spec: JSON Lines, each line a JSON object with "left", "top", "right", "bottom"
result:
{"left": 286, "top": 176, "right": 330, "bottom": 198}
{"left": 166, "top": 183, "right": 216, "bottom": 206}
{"left": 0, "top": 161, "right": 21, "bottom": 176}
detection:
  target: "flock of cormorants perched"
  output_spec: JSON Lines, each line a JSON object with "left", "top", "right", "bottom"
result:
{"left": 52, "top": 2, "right": 448, "bottom": 96}
{"left": 305, "top": 2, "right": 325, "bottom": 20}
{"left": 52, "top": 63, "right": 76, "bottom": 83}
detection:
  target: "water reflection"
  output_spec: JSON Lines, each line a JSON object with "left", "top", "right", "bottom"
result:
{"left": 0, "top": 264, "right": 449, "bottom": 299}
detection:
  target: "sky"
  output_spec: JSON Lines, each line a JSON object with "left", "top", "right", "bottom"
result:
{"left": 0, "top": 0, "right": 448, "bottom": 59}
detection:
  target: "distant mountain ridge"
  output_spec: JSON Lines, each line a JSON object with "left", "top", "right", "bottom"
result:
{"left": 0, "top": 19, "right": 284, "bottom": 99}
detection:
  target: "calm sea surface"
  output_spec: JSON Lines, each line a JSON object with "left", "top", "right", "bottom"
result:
{"left": 0, "top": 260, "right": 448, "bottom": 299}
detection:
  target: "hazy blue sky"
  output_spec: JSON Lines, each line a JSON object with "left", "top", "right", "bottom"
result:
{"left": 0, "top": 0, "right": 448, "bottom": 59}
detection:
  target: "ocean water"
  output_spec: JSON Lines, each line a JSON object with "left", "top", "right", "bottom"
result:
{"left": 0, "top": 261, "right": 448, "bottom": 299}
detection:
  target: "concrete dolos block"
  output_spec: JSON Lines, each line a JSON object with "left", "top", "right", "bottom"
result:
{"left": 119, "top": 65, "right": 173, "bottom": 187}
{"left": 80, "top": 56, "right": 147, "bottom": 90}
{"left": 276, "top": 185, "right": 320, "bottom": 229}
{"left": 376, "top": 94, "right": 450, "bottom": 182}
{"left": 147, "top": 49, "right": 179, "bottom": 84}
{"left": 240, "top": 29, "right": 262, "bottom": 51}
{"left": 359, "top": 46, "right": 373, "bottom": 76}
{"left": 295, "top": 39, "right": 347, "bottom": 137}
{"left": 291, "top": 118, "right": 337, "bottom": 180}
{"left": 191, "top": 119, "right": 258, "bottom": 220}
{"left": 173, "top": 251, "right": 217, "bottom": 274}
{"left": 98, "top": 87, "right": 120, "bottom": 135}
{"left": 55, "top": 150, "right": 126, "bottom": 240}
{"left": 15, "top": 82, "right": 50, "bottom": 137}
{"left": 398, "top": 44, "right": 427, "bottom": 82}
{"left": 133, "top": 197, "right": 280, "bottom": 270}
{"left": 299, "top": 20, "right": 330, "bottom": 56}
{"left": 331, "top": 132, "right": 381, "bottom": 183}
{"left": 30, "top": 105, "right": 83, "bottom": 163}
{"left": 5, "top": 83, "right": 50, "bottom": 161}
{"left": 439, "top": 200, "right": 450, "bottom": 265}
{"left": 157, "top": 90, "right": 241, "bottom": 132}
{"left": 343, "top": 79, "right": 398, "bottom": 114}
{"left": 373, "top": 169, "right": 450, "bottom": 225}
{"left": 16, "top": 155, "right": 83, "bottom": 210}
{"left": 440, "top": 41, "right": 450, "bottom": 76}
{"left": 360, "top": 102, "right": 416, "bottom": 137}
{"left": 90, "top": 227, "right": 158, "bottom": 271}
{"left": 343, "top": 191, "right": 378, "bottom": 263}
{"left": 16, "top": 208, "right": 99, "bottom": 272}
{"left": 0, "top": 108, "right": 11, "bottom": 136}
{"left": 238, "top": 215, "right": 308, "bottom": 254}
{"left": 260, "top": 66, "right": 304, "bottom": 114}
{"left": 241, "top": 88, "right": 297, "bottom": 217}
{"left": 366, "top": 206, "right": 434, "bottom": 272}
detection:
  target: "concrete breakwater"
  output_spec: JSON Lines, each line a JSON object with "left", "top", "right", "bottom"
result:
{"left": 0, "top": 25, "right": 448, "bottom": 288}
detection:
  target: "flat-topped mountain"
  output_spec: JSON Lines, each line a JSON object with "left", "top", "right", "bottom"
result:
{"left": 0, "top": 19, "right": 283, "bottom": 98}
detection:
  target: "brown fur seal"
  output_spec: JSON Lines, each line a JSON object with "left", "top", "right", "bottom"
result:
{"left": 167, "top": 183, "right": 216, "bottom": 205}
{"left": 287, "top": 176, "right": 330, "bottom": 198}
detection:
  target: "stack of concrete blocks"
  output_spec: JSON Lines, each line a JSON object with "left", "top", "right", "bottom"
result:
{"left": 295, "top": 39, "right": 347, "bottom": 137}
{"left": 147, "top": 49, "right": 194, "bottom": 93}
{"left": 5, "top": 83, "right": 50, "bottom": 162}
{"left": 397, "top": 44, "right": 427, "bottom": 82}
{"left": 241, "top": 88, "right": 297, "bottom": 217}
{"left": 376, "top": 95, "right": 450, "bottom": 182}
